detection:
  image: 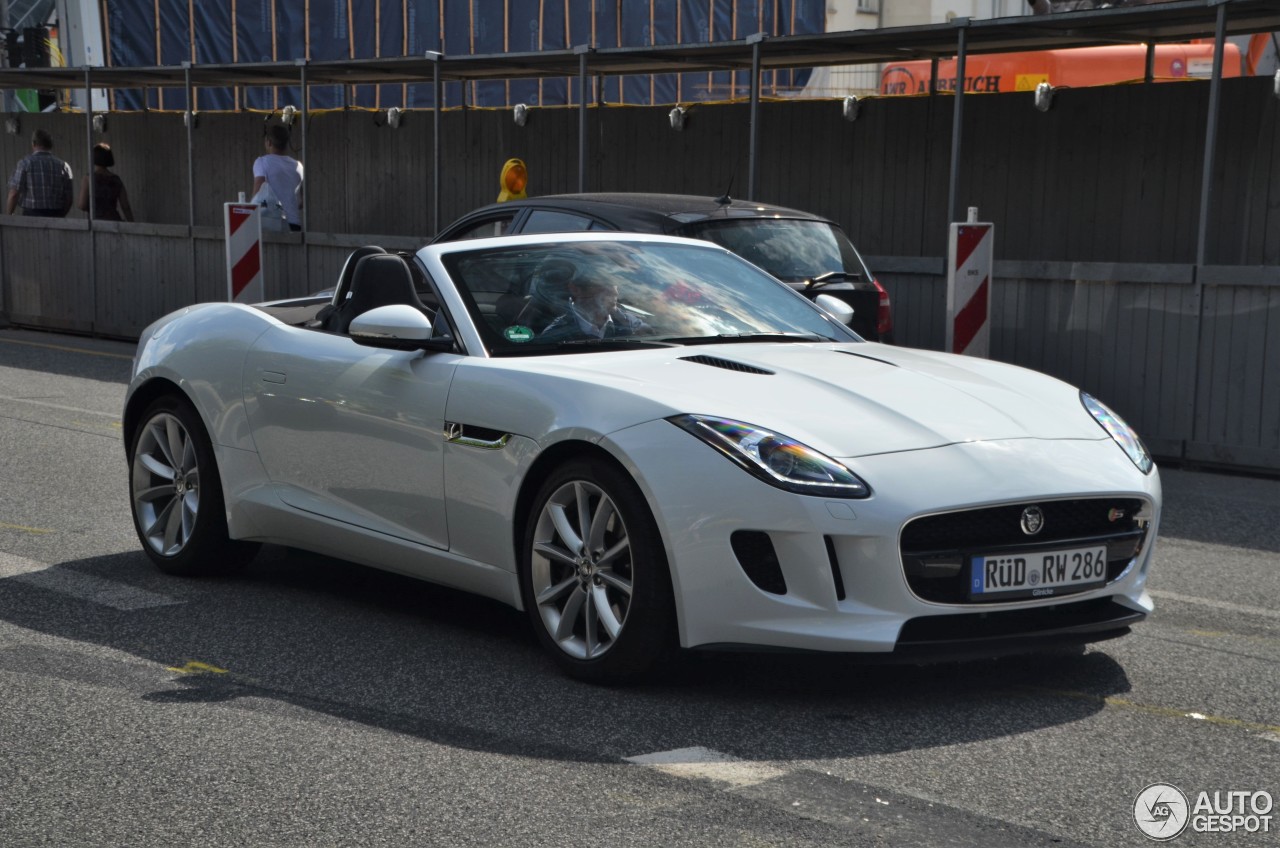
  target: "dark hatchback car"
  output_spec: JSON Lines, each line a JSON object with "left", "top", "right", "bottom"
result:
{"left": 432, "top": 193, "right": 893, "bottom": 342}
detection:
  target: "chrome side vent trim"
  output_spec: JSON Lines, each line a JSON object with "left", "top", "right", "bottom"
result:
{"left": 679, "top": 355, "right": 774, "bottom": 375}
{"left": 444, "top": 422, "right": 511, "bottom": 450}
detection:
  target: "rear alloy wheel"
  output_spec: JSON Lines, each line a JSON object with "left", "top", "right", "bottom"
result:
{"left": 129, "top": 397, "right": 259, "bottom": 576}
{"left": 522, "top": 458, "right": 676, "bottom": 684}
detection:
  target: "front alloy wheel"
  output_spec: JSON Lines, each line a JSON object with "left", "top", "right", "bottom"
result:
{"left": 523, "top": 458, "right": 675, "bottom": 683}
{"left": 132, "top": 411, "right": 201, "bottom": 557}
{"left": 128, "top": 396, "right": 259, "bottom": 576}
{"left": 530, "top": 478, "right": 634, "bottom": 661}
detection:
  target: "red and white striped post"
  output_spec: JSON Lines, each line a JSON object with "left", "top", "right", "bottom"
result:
{"left": 946, "top": 207, "right": 995, "bottom": 358}
{"left": 224, "top": 200, "right": 264, "bottom": 304}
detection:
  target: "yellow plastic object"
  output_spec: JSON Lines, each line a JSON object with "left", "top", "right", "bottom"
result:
{"left": 497, "top": 158, "right": 528, "bottom": 202}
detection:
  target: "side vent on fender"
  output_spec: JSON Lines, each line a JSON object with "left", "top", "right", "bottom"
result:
{"left": 730, "top": 530, "right": 787, "bottom": 595}
{"left": 680, "top": 355, "right": 774, "bottom": 375}
{"left": 444, "top": 422, "right": 512, "bottom": 450}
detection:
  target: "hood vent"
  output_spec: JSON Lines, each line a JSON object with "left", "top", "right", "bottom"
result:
{"left": 835, "top": 350, "right": 898, "bottom": 367}
{"left": 680, "top": 355, "right": 774, "bottom": 375}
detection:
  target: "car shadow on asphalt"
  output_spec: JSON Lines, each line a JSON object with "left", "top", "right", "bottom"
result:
{"left": 0, "top": 546, "right": 1134, "bottom": 766}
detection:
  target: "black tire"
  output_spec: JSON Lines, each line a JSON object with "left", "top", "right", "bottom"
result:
{"left": 520, "top": 457, "right": 677, "bottom": 684}
{"left": 128, "top": 396, "right": 260, "bottom": 576}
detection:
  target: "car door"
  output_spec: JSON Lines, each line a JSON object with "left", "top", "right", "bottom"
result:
{"left": 243, "top": 326, "right": 460, "bottom": 550}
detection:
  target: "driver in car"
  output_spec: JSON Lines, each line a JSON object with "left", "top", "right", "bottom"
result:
{"left": 538, "top": 273, "right": 649, "bottom": 341}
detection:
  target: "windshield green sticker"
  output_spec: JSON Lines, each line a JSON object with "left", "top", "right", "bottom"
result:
{"left": 504, "top": 325, "right": 535, "bottom": 343}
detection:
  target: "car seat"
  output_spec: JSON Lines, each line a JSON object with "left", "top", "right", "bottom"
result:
{"left": 316, "top": 245, "right": 388, "bottom": 331}
{"left": 512, "top": 257, "right": 577, "bottom": 332}
{"left": 327, "top": 254, "right": 428, "bottom": 335}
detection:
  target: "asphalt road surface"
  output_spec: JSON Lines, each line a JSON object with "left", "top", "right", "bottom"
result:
{"left": 1, "top": 326, "right": 1276, "bottom": 847}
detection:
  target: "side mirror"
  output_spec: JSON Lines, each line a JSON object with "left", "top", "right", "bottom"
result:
{"left": 815, "top": 293, "right": 855, "bottom": 327}
{"left": 349, "top": 304, "right": 447, "bottom": 351}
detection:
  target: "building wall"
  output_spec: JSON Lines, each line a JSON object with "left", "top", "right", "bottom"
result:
{"left": 881, "top": 0, "right": 1030, "bottom": 27}
{"left": 881, "top": 1, "right": 931, "bottom": 28}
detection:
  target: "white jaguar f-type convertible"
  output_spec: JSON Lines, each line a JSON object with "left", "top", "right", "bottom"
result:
{"left": 124, "top": 232, "right": 1161, "bottom": 682}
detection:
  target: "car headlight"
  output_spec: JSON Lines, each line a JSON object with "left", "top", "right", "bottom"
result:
{"left": 1081, "top": 392, "right": 1153, "bottom": 474}
{"left": 669, "top": 414, "right": 870, "bottom": 498}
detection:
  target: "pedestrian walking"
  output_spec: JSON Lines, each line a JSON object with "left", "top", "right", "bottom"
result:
{"left": 5, "top": 129, "right": 73, "bottom": 217}
{"left": 77, "top": 143, "right": 133, "bottom": 222}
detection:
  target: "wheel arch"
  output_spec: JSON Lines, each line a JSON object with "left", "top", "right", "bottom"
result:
{"left": 123, "top": 377, "right": 199, "bottom": 456}
{"left": 512, "top": 438, "right": 672, "bottom": 600}
{"left": 513, "top": 440, "right": 617, "bottom": 571}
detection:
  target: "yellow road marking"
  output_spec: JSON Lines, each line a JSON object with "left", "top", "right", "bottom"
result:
{"left": 0, "top": 521, "right": 52, "bottom": 535}
{"left": 0, "top": 335, "right": 133, "bottom": 360}
{"left": 167, "top": 661, "right": 229, "bottom": 675}
{"left": 1182, "top": 627, "right": 1279, "bottom": 647}
{"left": 72, "top": 420, "right": 123, "bottom": 431}
{"left": 1019, "top": 686, "right": 1280, "bottom": 735}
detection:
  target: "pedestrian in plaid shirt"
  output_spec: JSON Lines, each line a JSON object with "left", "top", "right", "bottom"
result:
{"left": 6, "top": 129, "right": 73, "bottom": 218}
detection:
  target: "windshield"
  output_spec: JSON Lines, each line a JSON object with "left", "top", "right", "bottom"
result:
{"left": 440, "top": 240, "right": 860, "bottom": 355}
{"left": 678, "top": 219, "right": 871, "bottom": 284}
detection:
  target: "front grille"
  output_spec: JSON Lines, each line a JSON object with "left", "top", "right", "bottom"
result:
{"left": 900, "top": 498, "right": 1148, "bottom": 604}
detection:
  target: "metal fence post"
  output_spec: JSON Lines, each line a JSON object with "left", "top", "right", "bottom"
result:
{"left": 576, "top": 44, "right": 593, "bottom": 193}
{"left": 86, "top": 65, "right": 97, "bottom": 333}
{"left": 947, "top": 19, "right": 969, "bottom": 224}
{"left": 747, "top": 33, "right": 764, "bottom": 202}
{"left": 1187, "top": 0, "right": 1229, "bottom": 460}
{"left": 429, "top": 51, "right": 442, "bottom": 236}
{"left": 184, "top": 62, "right": 196, "bottom": 310}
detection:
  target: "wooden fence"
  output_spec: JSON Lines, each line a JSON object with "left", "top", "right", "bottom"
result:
{"left": 0, "top": 75, "right": 1277, "bottom": 471}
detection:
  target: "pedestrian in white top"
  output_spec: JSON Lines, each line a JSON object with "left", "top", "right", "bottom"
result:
{"left": 252, "top": 124, "right": 303, "bottom": 231}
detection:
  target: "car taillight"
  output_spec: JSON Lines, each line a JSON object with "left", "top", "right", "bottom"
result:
{"left": 874, "top": 279, "right": 893, "bottom": 339}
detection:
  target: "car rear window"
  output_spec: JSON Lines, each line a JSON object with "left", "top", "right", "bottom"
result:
{"left": 522, "top": 210, "right": 598, "bottom": 234}
{"left": 678, "top": 219, "right": 871, "bottom": 284}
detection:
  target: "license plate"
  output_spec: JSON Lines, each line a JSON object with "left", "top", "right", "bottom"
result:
{"left": 969, "top": 544, "right": 1108, "bottom": 600}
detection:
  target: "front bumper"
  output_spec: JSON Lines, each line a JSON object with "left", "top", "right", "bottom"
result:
{"left": 604, "top": 420, "right": 1161, "bottom": 654}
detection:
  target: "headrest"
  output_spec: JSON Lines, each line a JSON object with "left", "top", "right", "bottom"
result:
{"left": 350, "top": 254, "right": 416, "bottom": 299}
{"left": 333, "top": 245, "right": 389, "bottom": 305}
{"left": 529, "top": 257, "right": 578, "bottom": 308}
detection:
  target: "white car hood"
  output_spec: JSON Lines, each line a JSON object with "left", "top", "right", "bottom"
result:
{"left": 503, "top": 342, "right": 1105, "bottom": 458}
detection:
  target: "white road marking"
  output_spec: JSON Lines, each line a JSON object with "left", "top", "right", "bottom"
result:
{"left": 0, "top": 394, "right": 119, "bottom": 418}
{"left": 0, "top": 552, "right": 51, "bottom": 578}
{"left": 1149, "top": 589, "right": 1280, "bottom": 621}
{"left": 624, "top": 746, "right": 788, "bottom": 788}
{"left": 0, "top": 552, "right": 180, "bottom": 611}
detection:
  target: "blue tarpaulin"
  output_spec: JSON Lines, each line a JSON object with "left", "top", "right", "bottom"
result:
{"left": 237, "top": 0, "right": 275, "bottom": 109}
{"left": 103, "top": 0, "right": 823, "bottom": 110}
{"left": 190, "top": 1, "right": 234, "bottom": 110}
